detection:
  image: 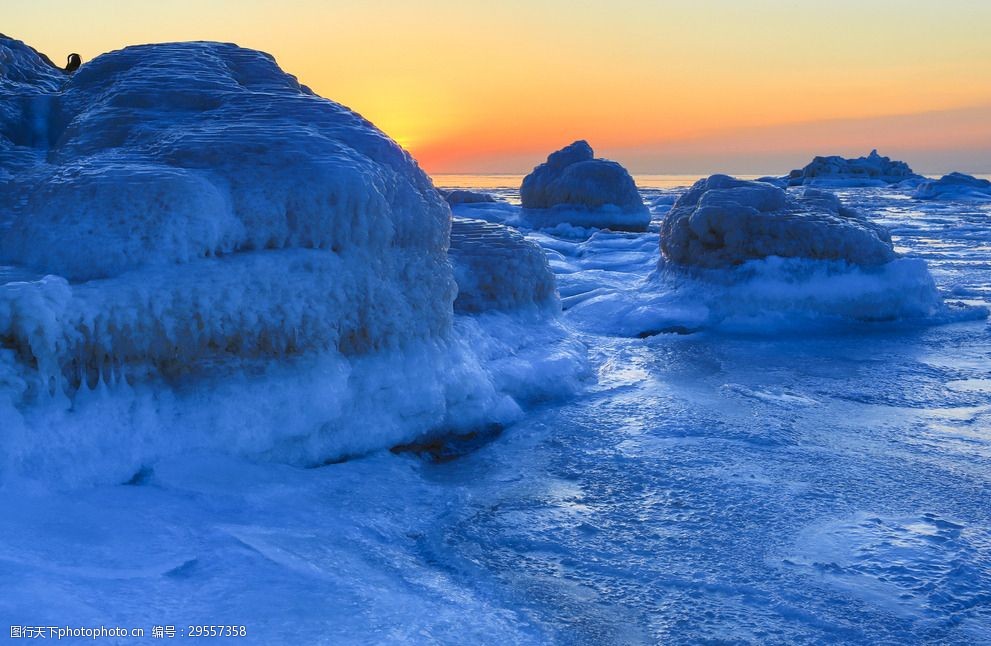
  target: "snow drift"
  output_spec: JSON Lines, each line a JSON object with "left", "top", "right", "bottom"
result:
{"left": 778, "top": 150, "right": 923, "bottom": 187}
{"left": 913, "top": 172, "right": 991, "bottom": 201}
{"left": 519, "top": 140, "right": 650, "bottom": 232}
{"left": 0, "top": 36, "right": 585, "bottom": 487}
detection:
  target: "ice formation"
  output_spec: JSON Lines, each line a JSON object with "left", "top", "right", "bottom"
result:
{"left": 780, "top": 150, "right": 924, "bottom": 187}
{"left": 0, "top": 36, "right": 455, "bottom": 377}
{"left": 660, "top": 175, "right": 896, "bottom": 268}
{"left": 0, "top": 36, "right": 585, "bottom": 486}
{"left": 519, "top": 140, "right": 650, "bottom": 231}
{"left": 913, "top": 172, "right": 991, "bottom": 201}
{"left": 440, "top": 188, "right": 497, "bottom": 205}
{"left": 569, "top": 174, "right": 979, "bottom": 334}
{"left": 448, "top": 218, "right": 557, "bottom": 313}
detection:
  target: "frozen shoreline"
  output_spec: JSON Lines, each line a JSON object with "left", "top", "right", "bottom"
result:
{"left": 2, "top": 33, "right": 990, "bottom": 644}
{"left": 3, "top": 178, "right": 990, "bottom": 643}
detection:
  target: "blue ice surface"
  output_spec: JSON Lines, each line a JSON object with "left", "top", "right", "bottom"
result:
{"left": 1, "top": 183, "right": 989, "bottom": 644}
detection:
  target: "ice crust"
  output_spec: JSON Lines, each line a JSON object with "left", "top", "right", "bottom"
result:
{"left": 660, "top": 175, "right": 896, "bottom": 268}
{"left": 0, "top": 36, "right": 586, "bottom": 486}
{"left": 913, "top": 172, "right": 991, "bottom": 201}
{"left": 519, "top": 141, "right": 650, "bottom": 231}
{"left": 780, "top": 150, "right": 923, "bottom": 187}
{"left": 559, "top": 238, "right": 958, "bottom": 337}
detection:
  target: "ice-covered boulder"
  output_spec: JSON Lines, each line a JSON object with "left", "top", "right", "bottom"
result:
{"left": 440, "top": 189, "right": 497, "bottom": 205}
{"left": 660, "top": 175, "right": 896, "bottom": 268}
{"left": 519, "top": 140, "right": 650, "bottom": 231}
{"left": 564, "top": 174, "right": 971, "bottom": 335}
{"left": 0, "top": 36, "right": 592, "bottom": 485}
{"left": 781, "top": 150, "right": 923, "bottom": 187}
{"left": 449, "top": 218, "right": 557, "bottom": 313}
{"left": 0, "top": 37, "right": 455, "bottom": 372}
{"left": 913, "top": 172, "right": 991, "bottom": 201}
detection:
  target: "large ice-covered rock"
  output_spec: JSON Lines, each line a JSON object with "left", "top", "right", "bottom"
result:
{"left": 519, "top": 140, "right": 650, "bottom": 231}
{"left": 0, "top": 37, "right": 454, "bottom": 375}
{"left": 781, "top": 150, "right": 923, "bottom": 187}
{"left": 913, "top": 172, "right": 991, "bottom": 201}
{"left": 0, "top": 36, "right": 590, "bottom": 485}
{"left": 660, "top": 175, "right": 896, "bottom": 268}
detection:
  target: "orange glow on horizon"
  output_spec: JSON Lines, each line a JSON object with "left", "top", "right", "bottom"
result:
{"left": 5, "top": 0, "right": 991, "bottom": 174}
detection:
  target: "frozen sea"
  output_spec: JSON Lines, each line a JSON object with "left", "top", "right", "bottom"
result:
{"left": 2, "top": 176, "right": 990, "bottom": 644}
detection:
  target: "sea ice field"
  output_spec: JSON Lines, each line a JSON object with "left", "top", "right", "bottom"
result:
{"left": 1, "top": 36, "right": 990, "bottom": 645}
{"left": 1, "top": 177, "right": 989, "bottom": 644}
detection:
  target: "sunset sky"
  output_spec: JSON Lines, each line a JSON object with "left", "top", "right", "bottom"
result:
{"left": 6, "top": 0, "right": 991, "bottom": 174}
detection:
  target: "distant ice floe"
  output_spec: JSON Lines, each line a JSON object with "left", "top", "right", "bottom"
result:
{"left": 764, "top": 149, "right": 925, "bottom": 188}
{"left": 439, "top": 188, "right": 497, "bottom": 205}
{"left": 0, "top": 36, "right": 587, "bottom": 487}
{"left": 518, "top": 140, "right": 651, "bottom": 232}
{"left": 913, "top": 172, "right": 991, "bottom": 201}
{"left": 565, "top": 175, "right": 986, "bottom": 336}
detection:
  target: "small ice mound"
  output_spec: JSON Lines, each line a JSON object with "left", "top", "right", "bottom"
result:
{"left": 660, "top": 175, "right": 897, "bottom": 268}
{"left": 519, "top": 140, "right": 650, "bottom": 232}
{"left": 566, "top": 253, "right": 973, "bottom": 337}
{"left": 440, "top": 189, "right": 497, "bottom": 205}
{"left": 913, "top": 172, "right": 991, "bottom": 201}
{"left": 448, "top": 217, "right": 558, "bottom": 313}
{"left": 781, "top": 149, "right": 924, "bottom": 187}
{"left": 647, "top": 193, "right": 678, "bottom": 208}
{"left": 448, "top": 199, "right": 526, "bottom": 231}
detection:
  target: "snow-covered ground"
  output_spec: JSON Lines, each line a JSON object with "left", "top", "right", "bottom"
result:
{"left": 2, "top": 175, "right": 989, "bottom": 644}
